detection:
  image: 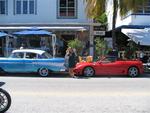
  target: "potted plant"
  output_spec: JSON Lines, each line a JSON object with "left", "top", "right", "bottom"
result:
{"left": 67, "top": 38, "right": 83, "bottom": 56}
{"left": 94, "top": 38, "right": 109, "bottom": 60}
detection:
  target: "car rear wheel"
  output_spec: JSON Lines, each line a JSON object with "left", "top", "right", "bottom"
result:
{"left": 83, "top": 67, "right": 95, "bottom": 77}
{"left": 38, "top": 68, "right": 49, "bottom": 77}
{"left": 128, "top": 67, "right": 139, "bottom": 77}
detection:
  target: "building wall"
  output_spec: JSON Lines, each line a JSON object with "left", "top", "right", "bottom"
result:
{"left": 0, "top": 0, "right": 90, "bottom": 25}
{"left": 106, "top": 0, "right": 150, "bottom": 30}
{"left": 128, "top": 15, "right": 150, "bottom": 25}
{"left": 0, "top": 0, "right": 97, "bottom": 57}
{"left": 116, "top": 14, "right": 150, "bottom": 27}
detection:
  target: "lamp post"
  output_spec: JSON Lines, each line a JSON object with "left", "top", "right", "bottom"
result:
{"left": 138, "top": 41, "right": 140, "bottom": 51}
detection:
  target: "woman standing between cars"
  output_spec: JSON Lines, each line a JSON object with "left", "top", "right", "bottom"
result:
{"left": 64, "top": 47, "right": 77, "bottom": 78}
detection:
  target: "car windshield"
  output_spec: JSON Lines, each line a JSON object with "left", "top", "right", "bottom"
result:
{"left": 38, "top": 52, "right": 52, "bottom": 59}
{"left": 99, "top": 56, "right": 117, "bottom": 63}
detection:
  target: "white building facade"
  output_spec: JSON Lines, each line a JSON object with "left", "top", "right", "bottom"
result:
{"left": 0, "top": 0, "right": 99, "bottom": 56}
{"left": 0, "top": 0, "right": 89, "bottom": 24}
{"left": 106, "top": 0, "right": 150, "bottom": 30}
{"left": 106, "top": 0, "right": 150, "bottom": 48}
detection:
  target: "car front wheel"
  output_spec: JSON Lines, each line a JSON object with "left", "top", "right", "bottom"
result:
{"left": 83, "top": 67, "right": 95, "bottom": 77}
{"left": 38, "top": 68, "right": 49, "bottom": 77}
{"left": 0, "top": 88, "right": 11, "bottom": 113}
{"left": 128, "top": 67, "right": 139, "bottom": 77}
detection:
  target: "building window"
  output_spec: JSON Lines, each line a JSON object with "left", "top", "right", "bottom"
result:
{"left": 23, "top": 0, "right": 28, "bottom": 14}
{"left": 0, "top": 0, "right": 7, "bottom": 15}
{"left": 58, "top": 0, "right": 77, "bottom": 18}
{"left": 29, "top": 0, "right": 34, "bottom": 14}
{"left": 14, "top": 0, "right": 36, "bottom": 15}
{"left": 16, "top": 0, "right": 21, "bottom": 14}
{"left": 136, "top": 0, "right": 150, "bottom": 14}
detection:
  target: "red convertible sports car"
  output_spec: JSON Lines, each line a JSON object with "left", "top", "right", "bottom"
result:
{"left": 73, "top": 56, "right": 144, "bottom": 77}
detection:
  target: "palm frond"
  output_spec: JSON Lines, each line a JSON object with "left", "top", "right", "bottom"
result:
{"left": 85, "top": 0, "right": 106, "bottom": 18}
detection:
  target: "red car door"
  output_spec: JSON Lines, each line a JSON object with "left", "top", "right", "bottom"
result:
{"left": 96, "top": 56, "right": 126, "bottom": 75}
{"left": 94, "top": 62, "right": 109, "bottom": 75}
{"left": 101, "top": 61, "right": 125, "bottom": 75}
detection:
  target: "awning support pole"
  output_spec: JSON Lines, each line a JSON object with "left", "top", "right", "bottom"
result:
{"left": 52, "top": 34, "right": 56, "bottom": 58}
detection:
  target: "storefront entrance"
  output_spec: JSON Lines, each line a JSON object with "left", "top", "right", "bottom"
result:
{"left": 60, "top": 34, "right": 75, "bottom": 56}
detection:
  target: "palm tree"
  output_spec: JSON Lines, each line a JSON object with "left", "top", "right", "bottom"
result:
{"left": 85, "top": 0, "right": 148, "bottom": 49}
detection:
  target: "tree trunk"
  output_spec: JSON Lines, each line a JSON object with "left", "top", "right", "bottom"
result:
{"left": 112, "top": 0, "right": 118, "bottom": 50}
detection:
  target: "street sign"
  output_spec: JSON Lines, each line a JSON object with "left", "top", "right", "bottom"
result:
{"left": 93, "top": 31, "right": 105, "bottom": 36}
{"left": 93, "top": 26, "right": 106, "bottom": 36}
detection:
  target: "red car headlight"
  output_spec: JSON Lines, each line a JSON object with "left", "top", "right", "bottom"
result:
{"left": 75, "top": 65, "right": 83, "bottom": 69}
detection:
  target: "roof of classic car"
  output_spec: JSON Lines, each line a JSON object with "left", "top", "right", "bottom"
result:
{"left": 12, "top": 49, "right": 45, "bottom": 55}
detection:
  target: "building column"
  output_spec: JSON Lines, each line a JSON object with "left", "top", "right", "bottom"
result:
{"left": 5, "top": 36, "right": 10, "bottom": 57}
{"left": 89, "top": 25, "right": 94, "bottom": 56}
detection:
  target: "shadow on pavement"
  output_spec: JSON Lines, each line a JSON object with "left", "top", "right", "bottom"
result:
{"left": 1, "top": 72, "right": 150, "bottom": 79}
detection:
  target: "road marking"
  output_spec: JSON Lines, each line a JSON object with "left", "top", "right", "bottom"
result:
{"left": 11, "top": 91, "right": 150, "bottom": 97}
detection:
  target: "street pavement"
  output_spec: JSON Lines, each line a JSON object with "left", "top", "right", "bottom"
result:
{"left": 0, "top": 73, "right": 150, "bottom": 113}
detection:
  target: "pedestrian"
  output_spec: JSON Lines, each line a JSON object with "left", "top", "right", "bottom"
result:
{"left": 64, "top": 49, "right": 69, "bottom": 70}
{"left": 73, "top": 48, "right": 79, "bottom": 63}
{"left": 20, "top": 43, "right": 25, "bottom": 49}
{"left": 142, "top": 53, "right": 149, "bottom": 63}
{"left": 64, "top": 47, "right": 77, "bottom": 78}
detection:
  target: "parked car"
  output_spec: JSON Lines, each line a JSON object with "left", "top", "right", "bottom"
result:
{"left": 0, "top": 49, "right": 65, "bottom": 76}
{"left": 74, "top": 56, "right": 144, "bottom": 77}
{"left": 143, "top": 63, "right": 150, "bottom": 72}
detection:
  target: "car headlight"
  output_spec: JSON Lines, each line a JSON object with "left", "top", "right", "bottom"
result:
{"left": 75, "top": 65, "right": 83, "bottom": 69}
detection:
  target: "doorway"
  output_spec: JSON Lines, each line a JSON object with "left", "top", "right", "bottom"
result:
{"left": 61, "top": 34, "right": 75, "bottom": 56}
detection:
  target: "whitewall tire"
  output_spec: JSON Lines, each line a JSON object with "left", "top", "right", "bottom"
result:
{"left": 38, "top": 68, "right": 49, "bottom": 77}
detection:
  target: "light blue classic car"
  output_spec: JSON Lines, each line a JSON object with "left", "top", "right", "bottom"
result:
{"left": 0, "top": 49, "right": 65, "bottom": 76}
